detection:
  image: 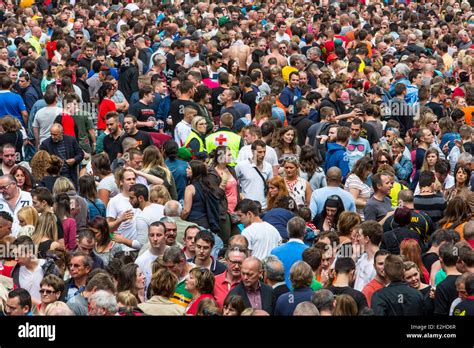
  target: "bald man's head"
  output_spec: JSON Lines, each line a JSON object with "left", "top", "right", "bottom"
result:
{"left": 241, "top": 256, "right": 262, "bottom": 289}
{"left": 32, "top": 26, "right": 42, "bottom": 38}
{"left": 163, "top": 200, "right": 182, "bottom": 217}
{"left": 326, "top": 167, "right": 342, "bottom": 185}
{"left": 50, "top": 124, "right": 64, "bottom": 143}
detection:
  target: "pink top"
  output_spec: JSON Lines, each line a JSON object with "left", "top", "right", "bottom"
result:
{"left": 226, "top": 175, "right": 238, "bottom": 213}
{"left": 63, "top": 217, "right": 77, "bottom": 251}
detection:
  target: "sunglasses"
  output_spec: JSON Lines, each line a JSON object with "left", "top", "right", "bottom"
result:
{"left": 378, "top": 160, "right": 389, "bottom": 164}
{"left": 39, "top": 289, "right": 57, "bottom": 295}
{"left": 347, "top": 144, "right": 365, "bottom": 151}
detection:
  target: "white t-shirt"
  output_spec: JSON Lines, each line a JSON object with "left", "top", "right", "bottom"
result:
{"left": 237, "top": 145, "right": 278, "bottom": 168}
{"left": 276, "top": 32, "right": 291, "bottom": 43}
{"left": 32, "top": 106, "right": 63, "bottom": 145}
{"left": 97, "top": 175, "right": 119, "bottom": 199}
{"left": 0, "top": 190, "right": 32, "bottom": 237}
{"left": 136, "top": 204, "right": 164, "bottom": 248}
{"left": 354, "top": 252, "right": 376, "bottom": 291}
{"left": 135, "top": 250, "right": 158, "bottom": 289}
{"left": 235, "top": 160, "right": 273, "bottom": 209}
{"left": 242, "top": 222, "right": 282, "bottom": 260}
{"left": 174, "top": 120, "right": 192, "bottom": 147}
{"left": 19, "top": 259, "right": 45, "bottom": 303}
{"left": 106, "top": 193, "right": 137, "bottom": 251}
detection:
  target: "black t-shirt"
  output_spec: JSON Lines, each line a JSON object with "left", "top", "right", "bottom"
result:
{"left": 433, "top": 274, "right": 459, "bottom": 315}
{"left": 319, "top": 97, "right": 346, "bottom": 116}
{"left": 361, "top": 122, "right": 380, "bottom": 147}
{"left": 103, "top": 134, "right": 123, "bottom": 163}
{"left": 120, "top": 130, "right": 153, "bottom": 153}
{"left": 327, "top": 285, "right": 368, "bottom": 313}
{"left": 35, "top": 56, "right": 49, "bottom": 80}
{"left": 129, "top": 101, "right": 157, "bottom": 133}
{"left": 211, "top": 87, "right": 225, "bottom": 118}
{"left": 169, "top": 99, "right": 198, "bottom": 130}
{"left": 241, "top": 90, "right": 258, "bottom": 118}
{"left": 110, "top": 54, "right": 123, "bottom": 69}
{"left": 422, "top": 252, "right": 439, "bottom": 276}
{"left": 425, "top": 101, "right": 445, "bottom": 119}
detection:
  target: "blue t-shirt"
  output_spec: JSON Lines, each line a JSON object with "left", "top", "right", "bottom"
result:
{"left": 262, "top": 208, "right": 295, "bottom": 239}
{"left": 347, "top": 137, "right": 371, "bottom": 170}
{"left": 0, "top": 91, "right": 27, "bottom": 127}
{"left": 271, "top": 240, "right": 309, "bottom": 289}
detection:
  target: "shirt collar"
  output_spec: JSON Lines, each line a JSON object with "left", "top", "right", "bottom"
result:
{"left": 272, "top": 281, "right": 286, "bottom": 289}
{"left": 288, "top": 238, "right": 304, "bottom": 244}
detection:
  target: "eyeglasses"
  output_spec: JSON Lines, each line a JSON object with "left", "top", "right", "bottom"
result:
{"left": 430, "top": 120, "right": 439, "bottom": 124}
{"left": 227, "top": 259, "right": 243, "bottom": 266}
{"left": 0, "top": 182, "right": 14, "bottom": 191}
{"left": 347, "top": 144, "right": 365, "bottom": 152}
{"left": 197, "top": 122, "right": 207, "bottom": 126}
{"left": 39, "top": 289, "right": 56, "bottom": 295}
{"left": 76, "top": 36, "right": 84, "bottom": 39}
{"left": 279, "top": 46, "right": 287, "bottom": 50}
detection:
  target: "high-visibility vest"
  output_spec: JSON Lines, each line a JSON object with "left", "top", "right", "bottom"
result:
{"left": 184, "top": 130, "right": 205, "bottom": 159}
{"left": 205, "top": 130, "right": 241, "bottom": 166}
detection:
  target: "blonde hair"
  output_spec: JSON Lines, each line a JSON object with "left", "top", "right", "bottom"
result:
{"left": 149, "top": 184, "right": 171, "bottom": 205}
{"left": 191, "top": 116, "right": 206, "bottom": 132}
{"left": 142, "top": 145, "right": 172, "bottom": 183}
{"left": 116, "top": 290, "right": 139, "bottom": 307}
{"left": 289, "top": 261, "right": 313, "bottom": 289}
{"left": 32, "top": 211, "right": 58, "bottom": 244}
{"left": 44, "top": 301, "right": 74, "bottom": 316}
{"left": 17, "top": 206, "right": 39, "bottom": 227}
{"left": 52, "top": 177, "right": 75, "bottom": 196}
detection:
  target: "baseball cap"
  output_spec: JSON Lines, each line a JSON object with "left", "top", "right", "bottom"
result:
{"left": 327, "top": 53, "right": 338, "bottom": 63}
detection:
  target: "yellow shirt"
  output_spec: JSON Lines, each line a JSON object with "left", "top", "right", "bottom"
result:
{"left": 28, "top": 36, "right": 42, "bottom": 55}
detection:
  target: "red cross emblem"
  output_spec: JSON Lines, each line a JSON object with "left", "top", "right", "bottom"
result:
{"left": 215, "top": 133, "right": 228, "bottom": 146}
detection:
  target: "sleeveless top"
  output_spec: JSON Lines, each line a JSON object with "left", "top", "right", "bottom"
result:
{"left": 285, "top": 177, "right": 308, "bottom": 206}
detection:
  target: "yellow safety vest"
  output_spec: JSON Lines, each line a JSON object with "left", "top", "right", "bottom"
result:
{"left": 205, "top": 130, "right": 241, "bottom": 166}
{"left": 184, "top": 130, "right": 205, "bottom": 159}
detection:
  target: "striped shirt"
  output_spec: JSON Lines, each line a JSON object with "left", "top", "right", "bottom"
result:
{"left": 414, "top": 193, "right": 447, "bottom": 223}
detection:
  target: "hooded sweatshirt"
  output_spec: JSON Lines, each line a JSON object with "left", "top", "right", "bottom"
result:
{"left": 290, "top": 113, "right": 314, "bottom": 147}
{"left": 324, "top": 142, "right": 349, "bottom": 179}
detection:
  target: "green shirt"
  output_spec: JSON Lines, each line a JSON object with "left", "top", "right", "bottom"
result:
{"left": 435, "top": 269, "right": 447, "bottom": 286}
{"left": 310, "top": 278, "right": 323, "bottom": 291}
{"left": 171, "top": 280, "right": 193, "bottom": 308}
{"left": 72, "top": 112, "right": 94, "bottom": 153}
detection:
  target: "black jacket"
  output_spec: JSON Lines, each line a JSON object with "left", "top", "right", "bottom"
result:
{"left": 371, "top": 281, "right": 425, "bottom": 316}
{"left": 39, "top": 135, "right": 84, "bottom": 187}
{"left": 228, "top": 281, "right": 274, "bottom": 315}
{"left": 118, "top": 64, "right": 139, "bottom": 102}
{"left": 75, "top": 78, "right": 91, "bottom": 103}
{"left": 272, "top": 283, "right": 290, "bottom": 309}
{"left": 290, "top": 113, "right": 314, "bottom": 146}
{"left": 381, "top": 227, "right": 425, "bottom": 255}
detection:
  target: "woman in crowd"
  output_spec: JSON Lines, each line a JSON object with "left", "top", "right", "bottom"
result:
{"left": 273, "top": 126, "right": 301, "bottom": 164}
{"left": 79, "top": 175, "right": 106, "bottom": 221}
{"left": 117, "top": 263, "right": 146, "bottom": 304}
{"left": 184, "top": 116, "right": 208, "bottom": 160}
{"left": 142, "top": 145, "right": 178, "bottom": 200}
{"left": 138, "top": 269, "right": 185, "bottom": 315}
{"left": 372, "top": 150, "right": 393, "bottom": 175}
{"left": 97, "top": 82, "right": 117, "bottom": 134}
{"left": 403, "top": 261, "right": 432, "bottom": 297}
{"left": 254, "top": 100, "right": 273, "bottom": 127}
{"left": 92, "top": 153, "right": 119, "bottom": 207}
{"left": 421, "top": 148, "right": 440, "bottom": 173}
{"left": 90, "top": 216, "right": 121, "bottom": 267}
{"left": 313, "top": 195, "right": 345, "bottom": 232}
{"left": 10, "top": 165, "right": 34, "bottom": 192}
{"left": 149, "top": 185, "right": 172, "bottom": 205}
{"left": 32, "top": 211, "right": 60, "bottom": 258}
{"left": 17, "top": 206, "right": 38, "bottom": 229}
{"left": 390, "top": 138, "right": 413, "bottom": 183}
{"left": 194, "top": 85, "right": 214, "bottom": 134}
{"left": 222, "top": 295, "right": 246, "bottom": 316}
{"left": 227, "top": 59, "right": 241, "bottom": 86}
{"left": 30, "top": 150, "right": 52, "bottom": 183}
{"left": 400, "top": 239, "right": 429, "bottom": 284}
{"left": 299, "top": 144, "right": 326, "bottom": 191}
{"left": 37, "top": 275, "right": 64, "bottom": 315}
{"left": 182, "top": 160, "right": 220, "bottom": 234}
{"left": 439, "top": 117, "right": 461, "bottom": 155}
{"left": 52, "top": 177, "right": 88, "bottom": 230}
{"left": 185, "top": 267, "right": 215, "bottom": 316}
{"left": 39, "top": 155, "right": 63, "bottom": 192}
{"left": 439, "top": 197, "right": 471, "bottom": 240}
{"left": 334, "top": 294, "right": 358, "bottom": 316}
{"left": 336, "top": 212, "right": 361, "bottom": 259}
{"left": 282, "top": 156, "right": 312, "bottom": 207}
{"left": 208, "top": 145, "right": 240, "bottom": 244}
{"left": 444, "top": 163, "right": 474, "bottom": 213}
{"left": 344, "top": 156, "right": 373, "bottom": 218}
{"left": 266, "top": 176, "right": 289, "bottom": 211}
{"left": 54, "top": 193, "right": 76, "bottom": 251}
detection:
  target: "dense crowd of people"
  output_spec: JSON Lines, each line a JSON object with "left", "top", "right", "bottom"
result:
{"left": 0, "top": 0, "right": 474, "bottom": 317}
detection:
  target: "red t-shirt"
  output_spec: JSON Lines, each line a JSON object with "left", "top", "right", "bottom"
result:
{"left": 97, "top": 98, "right": 116, "bottom": 130}
{"left": 185, "top": 294, "right": 214, "bottom": 315}
{"left": 0, "top": 264, "right": 14, "bottom": 278}
{"left": 60, "top": 113, "right": 76, "bottom": 137}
